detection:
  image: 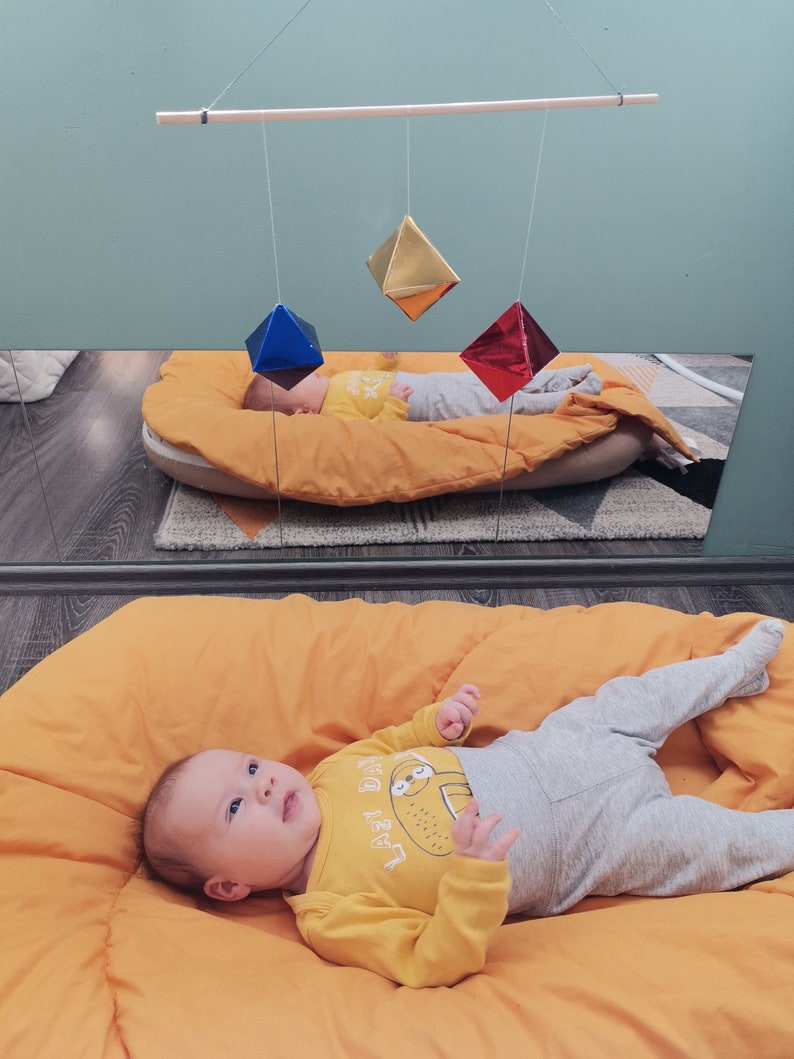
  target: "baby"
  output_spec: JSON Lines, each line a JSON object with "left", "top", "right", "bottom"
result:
{"left": 243, "top": 351, "right": 602, "bottom": 422}
{"left": 140, "top": 619, "right": 793, "bottom": 988}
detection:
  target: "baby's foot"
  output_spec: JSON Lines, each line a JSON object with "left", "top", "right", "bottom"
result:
{"left": 727, "top": 619, "right": 785, "bottom": 696}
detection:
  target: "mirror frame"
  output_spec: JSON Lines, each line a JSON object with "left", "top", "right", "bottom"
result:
{"left": 2, "top": 554, "right": 794, "bottom": 595}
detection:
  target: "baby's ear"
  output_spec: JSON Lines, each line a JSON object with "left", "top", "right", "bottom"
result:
{"left": 204, "top": 877, "right": 251, "bottom": 902}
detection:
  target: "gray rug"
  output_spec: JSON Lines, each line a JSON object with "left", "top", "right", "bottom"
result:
{"left": 155, "top": 354, "right": 747, "bottom": 551}
{"left": 155, "top": 473, "right": 711, "bottom": 550}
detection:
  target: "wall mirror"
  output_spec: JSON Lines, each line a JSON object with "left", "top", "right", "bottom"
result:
{"left": 1, "top": 4, "right": 791, "bottom": 565}
{"left": 0, "top": 348, "right": 752, "bottom": 565}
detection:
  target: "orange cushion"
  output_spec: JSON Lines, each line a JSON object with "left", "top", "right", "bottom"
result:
{"left": 1, "top": 596, "right": 793, "bottom": 1054}
{"left": 141, "top": 351, "right": 691, "bottom": 505}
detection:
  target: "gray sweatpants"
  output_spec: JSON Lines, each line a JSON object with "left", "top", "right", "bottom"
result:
{"left": 455, "top": 637, "right": 794, "bottom": 917}
{"left": 397, "top": 364, "right": 601, "bottom": 421}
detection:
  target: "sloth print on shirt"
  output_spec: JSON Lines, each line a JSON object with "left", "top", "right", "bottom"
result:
{"left": 389, "top": 755, "right": 472, "bottom": 856}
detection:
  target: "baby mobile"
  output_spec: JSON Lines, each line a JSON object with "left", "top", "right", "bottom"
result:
{"left": 156, "top": 0, "right": 657, "bottom": 399}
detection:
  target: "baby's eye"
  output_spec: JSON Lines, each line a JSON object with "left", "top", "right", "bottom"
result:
{"left": 247, "top": 760, "right": 258, "bottom": 776}
{"left": 229, "top": 798, "right": 242, "bottom": 816}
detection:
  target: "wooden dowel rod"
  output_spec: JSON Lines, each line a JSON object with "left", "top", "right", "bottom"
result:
{"left": 156, "top": 92, "right": 658, "bottom": 125}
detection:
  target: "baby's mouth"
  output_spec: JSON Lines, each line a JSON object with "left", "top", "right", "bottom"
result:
{"left": 282, "top": 792, "right": 297, "bottom": 822}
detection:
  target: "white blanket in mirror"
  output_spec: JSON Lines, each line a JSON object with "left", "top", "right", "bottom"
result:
{"left": 0, "top": 350, "right": 80, "bottom": 402}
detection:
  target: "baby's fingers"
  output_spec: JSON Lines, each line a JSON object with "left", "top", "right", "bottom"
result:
{"left": 454, "top": 684, "right": 481, "bottom": 712}
{"left": 470, "top": 810, "right": 505, "bottom": 848}
{"left": 450, "top": 799, "right": 480, "bottom": 846}
{"left": 453, "top": 804, "right": 518, "bottom": 862}
{"left": 456, "top": 683, "right": 481, "bottom": 698}
{"left": 470, "top": 815, "right": 517, "bottom": 862}
{"left": 489, "top": 826, "right": 521, "bottom": 861}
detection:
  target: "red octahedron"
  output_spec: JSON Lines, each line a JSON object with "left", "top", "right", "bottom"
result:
{"left": 459, "top": 302, "right": 560, "bottom": 401}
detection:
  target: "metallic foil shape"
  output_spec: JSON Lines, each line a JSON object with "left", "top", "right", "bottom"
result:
{"left": 459, "top": 301, "right": 560, "bottom": 401}
{"left": 245, "top": 304, "right": 324, "bottom": 388}
{"left": 366, "top": 215, "right": 460, "bottom": 321}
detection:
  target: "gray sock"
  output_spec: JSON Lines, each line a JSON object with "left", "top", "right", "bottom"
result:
{"left": 727, "top": 619, "right": 785, "bottom": 696}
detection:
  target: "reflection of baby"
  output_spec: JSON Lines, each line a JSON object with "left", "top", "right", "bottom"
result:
{"left": 243, "top": 351, "right": 602, "bottom": 422}
{"left": 139, "top": 620, "right": 794, "bottom": 988}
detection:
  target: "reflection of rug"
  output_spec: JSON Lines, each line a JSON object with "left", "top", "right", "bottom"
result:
{"left": 154, "top": 473, "right": 713, "bottom": 550}
{"left": 154, "top": 354, "right": 746, "bottom": 551}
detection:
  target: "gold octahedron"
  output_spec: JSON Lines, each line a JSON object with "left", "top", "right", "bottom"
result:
{"left": 366, "top": 215, "right": 460, "bottom": 321}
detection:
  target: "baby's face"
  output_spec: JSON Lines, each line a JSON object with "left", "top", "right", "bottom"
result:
{"left": 166, "top": 749, "right": 321, "bottom": 899}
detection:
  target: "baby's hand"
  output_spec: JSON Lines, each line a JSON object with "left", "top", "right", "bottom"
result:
{"left": 452, "top": 800, "right": 520, "bottom": 862}
{"left": 389, "top": 381, "right": 414, "bottom": 402}
{"left": 435, "top": 683, "right": 481, "bottom": 740}
{"left": 381, "top": 351, "right": 400, "bottom": 361}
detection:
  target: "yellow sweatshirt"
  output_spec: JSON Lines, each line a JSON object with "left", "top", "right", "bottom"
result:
{"left": 320, "top": 351, "right": 410, "bottom": 422}
{"left": 285, "top": 703, "right": 511, "bottom": 988}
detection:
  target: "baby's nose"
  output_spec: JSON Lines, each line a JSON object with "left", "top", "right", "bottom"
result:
{"left": 256, "top": 776, "right": 274, "bottom": 802}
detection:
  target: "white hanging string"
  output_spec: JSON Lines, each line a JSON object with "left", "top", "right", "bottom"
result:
{"left": 267, "top": 379, "right": 285, "bottom": 550}
{"left": 517, "top": 107, "right": 549, "bottom": 303}
{"left": 496, "top": 1, "right": 632, "bottom": 540}
{"left": 201, "top": 0, "right": 620, "bottom": 118}
{"left": 204, "top": 0, "right": 317, "bottom": 113}
{"left": 406, "top": 116, "right": 411, "bottom": 217}
{"left": 262, "top": 125, "right": 282, "bottom": 304}
{"left": 261, "top": 124, "right": 284, "bottom": 547}
{"left": 160, "top": 0, "right": 655, "bottom": 125}
{"left": 493, "top": 386, "right": 517, "bottom": 544}
{"left": 494, "top": 108, "right": 550, "bottom": 543}
{"left": 8, "top": 353, "right": 62, "bottom": 560}
{"left": 542, "top": 1, "right": 623, "bottom": 97}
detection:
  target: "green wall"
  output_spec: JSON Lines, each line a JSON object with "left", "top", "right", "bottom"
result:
{"left": 1, "top": 1, "right": 792, "bottom": 555}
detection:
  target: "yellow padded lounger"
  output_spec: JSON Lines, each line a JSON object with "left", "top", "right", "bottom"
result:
{"left": 1, "top": 595, "right": 793, "bottom": 1056}
{"left": 141, "top": 352, "right": 691, "bottom": 503}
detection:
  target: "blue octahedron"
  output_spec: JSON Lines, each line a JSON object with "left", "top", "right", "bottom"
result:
{"left": 245, "top": 304, "right": 324, "bottom": 389}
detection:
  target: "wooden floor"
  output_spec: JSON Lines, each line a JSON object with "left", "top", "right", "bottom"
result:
{"left": 1, "top": 351, "right": 173, "bottom": 562}
{"left": 0, "top": 349, "right": 702, "bottom": 563}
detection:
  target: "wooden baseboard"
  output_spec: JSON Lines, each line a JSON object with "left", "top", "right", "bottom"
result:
{"left": 1, "top": 556, "right": 793, "bottom": 594}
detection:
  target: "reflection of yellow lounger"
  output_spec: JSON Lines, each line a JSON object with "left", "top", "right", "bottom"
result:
{"left": 2, "top": 595, "right": 793, "bottom": 1054}
{"left": 142, "top": 350, "right": 692, "bottom": 505}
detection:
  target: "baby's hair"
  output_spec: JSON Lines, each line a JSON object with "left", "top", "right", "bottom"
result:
{"left": 135, "top": 755, "right": 207, "bottom": 894}
{"left": 243, "top": 375, "right": 290, "bottom": 414}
